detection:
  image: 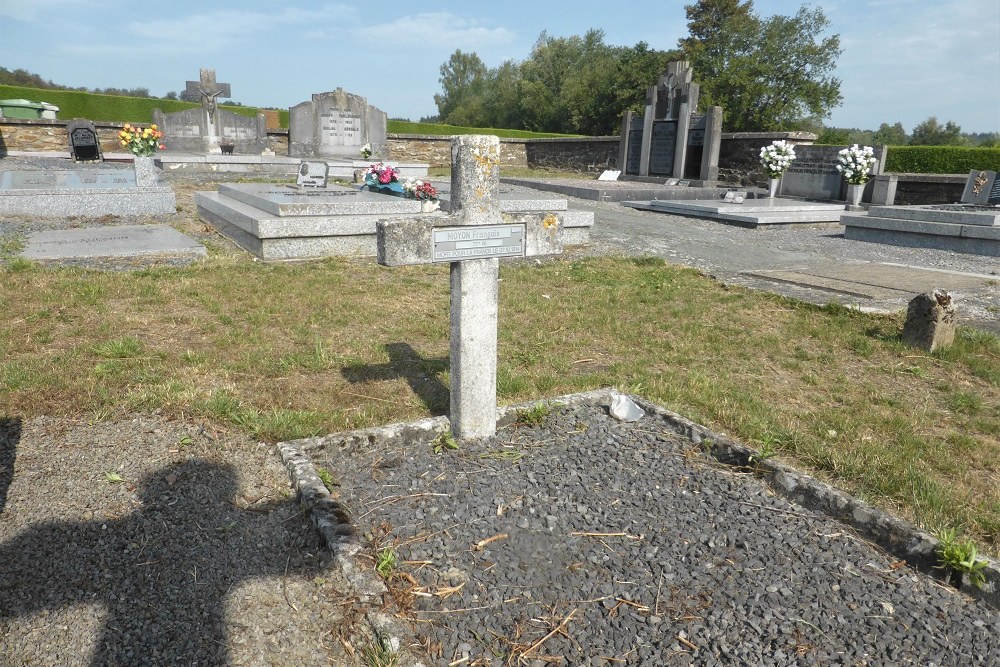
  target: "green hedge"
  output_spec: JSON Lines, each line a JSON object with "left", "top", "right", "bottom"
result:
{"left": 387, "top": 120, "right": 580, "bottom": 139}
{"left": 0, "top": 84, "right": 288, "bottom": 127}
{"left": 885, "top": 146, "right": 1000, "bottom": 174}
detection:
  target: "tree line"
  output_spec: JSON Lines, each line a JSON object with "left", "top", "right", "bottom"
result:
{"left": 432, "top": 0, "right": 842, "bottom": 135}
{"left": 820, "top": 119, "right": 998, "bottom": 147}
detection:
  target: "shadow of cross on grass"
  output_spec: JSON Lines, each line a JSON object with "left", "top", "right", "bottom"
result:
{"left": 341, "top": 342, "right": 450, "bottom": 415}
{"left": 0, "top": 459, "right": 332, "bottom": 665}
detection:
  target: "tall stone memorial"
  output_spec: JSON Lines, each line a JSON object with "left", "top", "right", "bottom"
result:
{"left": 288, "top": 89, "right": 387, "bottom": 159}
{"left": 153, "top": 68, "right": 268, "bottom": 154}
{"left": 618, "top": 61, "right": 722, "bottom": 182}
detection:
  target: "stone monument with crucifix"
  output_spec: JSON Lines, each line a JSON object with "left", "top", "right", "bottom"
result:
{"left": 153, "top": 68, "right": 268, "bottom": 154}
{"left": 376, "top": 135, "right": 564, "bottom": 439}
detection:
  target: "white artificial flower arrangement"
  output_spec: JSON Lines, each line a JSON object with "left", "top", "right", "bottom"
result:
{"left": 759, "top": 140, "right": 797, "bottom": 179}
{"left": 836, "top": 144, "right": 877, "bottom": 185}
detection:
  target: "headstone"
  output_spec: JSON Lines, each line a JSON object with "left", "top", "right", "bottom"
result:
{"left": 376, "top": 136, "right": 566, "bottom": 439}
{"left": 598, "top": 170, "right": 620, "bottom": 181}
{"left": 902, "top": 290, "right": 956, "bottom": 352}
{"left": 960, "top": 170, "right": 1000, "bottom": 205}
{"left": 67, "top": 119, "right": 102, "bottom": 162}
{"left": 779, "top": 145, "right": 887, "bottom": 200}
{"left": 154, "top": 68, "right": 268, "bottom": 154}
{"left": 289, "top": 89, "right": 387, "bottom": 159}
{"left": 296, "top": 161, "right": 329, "bottom": 188}
{"left": 618, "top": 61, "right": 722, "bottom": 182}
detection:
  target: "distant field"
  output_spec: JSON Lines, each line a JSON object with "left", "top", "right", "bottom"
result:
{"left": 0, "top": 85, "right": 583, "bottom": 139}
{"left": 0, "top": 84, "right": 288, "bottom": 126}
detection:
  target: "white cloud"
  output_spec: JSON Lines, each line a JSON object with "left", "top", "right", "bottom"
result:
{"left": 356, "top": 13, "right": 516, "bottom": 51}
{"left": 0, "top": 0, "right": 95, "bottom": 22}
{"left": 68, "top": 4, "right": 358, "bottom": 55}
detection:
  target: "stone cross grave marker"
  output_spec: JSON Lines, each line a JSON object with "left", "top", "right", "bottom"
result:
{"left": 376, "top": 135, "right": 564, "bottom": 439}
{"left": 185, "top": 68, "right": 231, "bottom": 114}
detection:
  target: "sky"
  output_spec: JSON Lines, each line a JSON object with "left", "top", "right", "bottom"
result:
{"left": 0, "top": 0, "right": 998, "bottom": 134}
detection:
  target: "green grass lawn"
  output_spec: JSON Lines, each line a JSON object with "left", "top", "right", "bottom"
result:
{"left": 0, "top": 255, "right": 997, "bottom": 555}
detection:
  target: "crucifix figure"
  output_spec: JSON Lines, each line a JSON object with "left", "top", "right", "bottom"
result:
{"left": 377, "top": 135, "right": 565, "bottom": 439}
{"left": 184, "top": 68, "right": 231, "bottom": 116}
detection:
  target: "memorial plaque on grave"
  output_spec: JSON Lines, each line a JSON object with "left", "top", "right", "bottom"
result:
{"left": 431, "top": 224, "right": 526, "bottom": 262}
{"left": 648, "top": 121, "right": 677, "bottom": 176}
{"left": 961, "top": 170, "right": 998, "bottom": 205}
{"left": 70, "top": 128, "right": 100, "bottom": 161}
{"left": 296, "top": 161, "right": 329, "bottom": 188}
{"left": 66, "top": 119, "right": 103, "bottom": 162}
{"left": 1, "top": 169, "right": 133, "bottom": 190}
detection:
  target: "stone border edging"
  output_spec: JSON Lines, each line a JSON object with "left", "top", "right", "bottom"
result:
{"left": 277, "top": 386, "right": 998, "bottom": 663}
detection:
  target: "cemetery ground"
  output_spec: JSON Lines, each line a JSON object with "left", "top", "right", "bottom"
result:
{"left": 0, "top": 168, "right": 998, "bottom": 664}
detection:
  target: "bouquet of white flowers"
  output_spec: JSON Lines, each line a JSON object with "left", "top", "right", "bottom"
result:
{"left": 836, "top": 144, "right": 877, "bottom": 185}
{"left": 759, "top": 140, "right": 796, "bottom": 178}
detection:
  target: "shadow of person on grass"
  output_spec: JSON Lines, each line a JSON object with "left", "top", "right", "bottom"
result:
{"left": 0, "top": 459, "right": 330, "bottom": 665}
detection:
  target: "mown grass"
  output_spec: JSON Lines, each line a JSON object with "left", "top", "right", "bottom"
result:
{"left": 0, "top": 256, "right": 997, "bottom": 554}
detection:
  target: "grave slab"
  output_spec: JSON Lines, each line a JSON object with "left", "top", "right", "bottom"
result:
{"left": 197, "top": 177, "right": 593, "bottom": 261}
{"left": 842, "top": 204, "right": 1000, "bottom": 257}
{"left": 624, "top": 198, "right": 847, "bottom": 227}
{"left": 20, "top": 225, "right": 206, "bottom": 260}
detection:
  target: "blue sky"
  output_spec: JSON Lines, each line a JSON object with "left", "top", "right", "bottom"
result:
{"left": 1, "top": 0, "right": 998, "bottom": 133}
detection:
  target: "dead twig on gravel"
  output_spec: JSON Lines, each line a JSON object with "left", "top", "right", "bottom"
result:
{"left": 516, "top": 608, "right": 576, "bottom": 664}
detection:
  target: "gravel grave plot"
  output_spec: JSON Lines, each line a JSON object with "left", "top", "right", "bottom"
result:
{"left": 308, "top": 401, "right": 1000, "bottom": 666}
{"left": 0, "top": 414, "right": 370, "bottom": 666}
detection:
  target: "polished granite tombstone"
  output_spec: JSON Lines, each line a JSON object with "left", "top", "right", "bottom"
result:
{"left": 842, "top": 204, "right": 1000, "bottom": 257}
{"left": 0, "top": 159, "right": 175, "bottom": 217}
{"left": 623, "top": 197, "right": 848, "bottom": 227}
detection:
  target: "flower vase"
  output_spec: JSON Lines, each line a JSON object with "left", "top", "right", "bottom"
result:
{"left": 846, "top": 183, "right": 864, "bottom": 206}
{"left": 421, "top": 199, "right": 440, "bottom": 213}
{"left": 133, "top": 155, "right": 157, "bottom": 187}
{"left": 768, "top": 177, "right": 780, "bottom": 198}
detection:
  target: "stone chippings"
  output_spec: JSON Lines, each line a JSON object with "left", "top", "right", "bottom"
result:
{"left": 305, "top": 400, "right": 1000, "bottom": 666}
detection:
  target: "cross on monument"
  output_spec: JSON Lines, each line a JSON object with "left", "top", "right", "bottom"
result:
{"left": 184, "top": 68, "right": 231, "bottom": 115}
{"left": 376, "top": 135, "right": 565, "bottom": 439}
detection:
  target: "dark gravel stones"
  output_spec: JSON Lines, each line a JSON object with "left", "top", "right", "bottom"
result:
{"left": 314, "top": 402, "right": 1000, "bottom": 665}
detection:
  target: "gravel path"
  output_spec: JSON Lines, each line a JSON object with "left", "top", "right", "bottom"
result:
{"left": 302, "top": 397, "right": 1000, "bottom": 666}
{"left": 0, "top": 414, "right": 370, "bottom": 666}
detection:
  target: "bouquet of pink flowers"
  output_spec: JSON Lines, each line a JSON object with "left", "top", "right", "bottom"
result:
{"left": 363, "top": 162, "right": 403, "bottom": 195}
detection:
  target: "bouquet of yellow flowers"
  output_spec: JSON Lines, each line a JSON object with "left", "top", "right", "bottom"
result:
{"left": 118, "top": 123, "right": 165, "bottom": 157}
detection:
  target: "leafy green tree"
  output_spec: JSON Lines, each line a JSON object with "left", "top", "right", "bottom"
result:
{"left": 679, "top": 1, "right": 842, "bottom": 131}
{"left": 910, "top": 116, "right": 966, "bottom": 145}
{"left": 432, "top": 32, "right": 671, "bottom": 134}
{"left": 872, "top": 122, "right": 908, "bottom": 145}
{"left": 433, "top": 50, "right": 488, "bottom": 124}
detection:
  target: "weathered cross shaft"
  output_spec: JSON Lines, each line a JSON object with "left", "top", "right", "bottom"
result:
{"left": 376, "top": 135, "right": 564, "bottom": 439}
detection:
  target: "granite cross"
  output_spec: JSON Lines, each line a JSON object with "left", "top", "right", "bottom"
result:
{"left": 376, "top": 135, "right": 564, "bottom": 439}
{"left": 185, "top": 68, "right": 231, "bottom": 115}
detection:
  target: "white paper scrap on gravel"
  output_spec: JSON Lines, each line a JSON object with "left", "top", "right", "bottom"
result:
{"left": 609, "top": 394, "right": 644, "bottom": 422}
